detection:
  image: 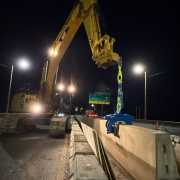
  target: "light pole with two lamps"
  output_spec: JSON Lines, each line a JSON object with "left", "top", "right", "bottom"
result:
{"left": 56, "top": 83, "right": 76, "bottom": 114}
{"left": 56, "top": 82, "right": 65, "bottom": 112}
{"left": 68, "top": 84, "right": 76, "bottom": 114}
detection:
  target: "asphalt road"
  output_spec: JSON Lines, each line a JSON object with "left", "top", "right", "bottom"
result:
{"left": 0, "top": 131, "right": 70, "bottom": 180}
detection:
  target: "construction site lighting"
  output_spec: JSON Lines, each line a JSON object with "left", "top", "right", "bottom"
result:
{"left": 133, "top": 64, "right": 145, "bottom": 75}
{"left": 68, "top": 84, "right": 76, "bottom": 94}
{"left": 57, "top": 83, "right": 65, "bottom": 91}
{"left": 16, "top": 58, "right": 31, "bottom": 70}
{"left": 30, "top": 102, "right": 44, "bottom": 114}
{"left": 48, "top": 47, "right": 58, "bottom": 57}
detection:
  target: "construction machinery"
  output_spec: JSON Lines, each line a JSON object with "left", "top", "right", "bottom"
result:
{"left": 40, "top": 0, "right": 121, "bottom": 111}
{"left": 0, "top": 0, "right": 134, "bottom": 136}
{"left": 38, "top": 0, "right": 135, "bottom": 137}
{"left": 11, "top": 91, "right": 38, "bottom": 113}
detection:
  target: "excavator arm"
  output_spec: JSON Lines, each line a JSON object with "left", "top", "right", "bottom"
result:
{"left": 40, "top": 0, "right": 121, "bottom": 109}
{"left": 82, "top": 0, "right": 120, "bottom": 67}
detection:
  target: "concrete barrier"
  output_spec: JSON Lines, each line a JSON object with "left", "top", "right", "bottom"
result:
{"left": 0, "top": 114, "right": 20, "bottom": 133}
{"left": 80, "top": 117, "right": 180, "bottom": 180}
{"left": 171, "top": 135, "right": 180, "bottom": 172}
{"left": 0, "top": 113, "right": 50, "bottom": 134}
{"left": 69, "top": 121, "right": 108, "bottom": 180}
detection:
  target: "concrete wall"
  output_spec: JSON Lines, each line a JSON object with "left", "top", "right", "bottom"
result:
{"left": 70, "top": 121, "right": 108, "bottom": 180}
{"left": 171, "top": 135, "right": 180, "bottom": 172}
{"left": 80, "top": 117, "right": 180, "bottom": 180}
{"left": 0, "top": 113, "right": 36, "bottom": 134}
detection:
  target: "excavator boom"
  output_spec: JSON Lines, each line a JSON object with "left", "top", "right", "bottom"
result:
{"left": 40, "top": 0, "right": 121, "bottom": 109}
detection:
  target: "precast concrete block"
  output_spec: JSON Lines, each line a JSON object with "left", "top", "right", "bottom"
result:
{"left": 80, "top": 118, "right": 180, "bottom": 180}
{"left": 70, "top": 123, "right": 108, "bottom": 180}
{"left": 73, "top": 134, "right": 87, "bottom": 142}
{"left": 73, "top": 141, "right": 94, "bottom": 155}
{"left": 73, "top": 154, "right": 108, "bottom": 180}
{"left": 156, "top": 133, "right": 180, "bottom": 179}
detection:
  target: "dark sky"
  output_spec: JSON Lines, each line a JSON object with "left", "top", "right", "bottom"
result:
{"left": 0, "top": 0, "right": 178, "bottom": 120}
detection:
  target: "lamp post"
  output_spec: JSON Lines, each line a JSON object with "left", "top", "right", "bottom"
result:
{"left": 6, "top": 65, "right": 14, "bottom": 113}
{"left": 91, "top": 104, "right": 95, "bottom": 111}
{"left": 144, "top": 71, "right": 147, "bottom": 120}
{"left": 57, "top": 82, "right": 65, "bottom": 112}
{"left": 67, "top": 84, "right": 76, "bottom": 114}
{"left": 133, "top": 64, "right": 147, "bottom": 120}
{"left": 57, "top": 83, "right": 65, "bottom": 92}
{"left": 0, "top": 58, "right": 31, "bottom": 113}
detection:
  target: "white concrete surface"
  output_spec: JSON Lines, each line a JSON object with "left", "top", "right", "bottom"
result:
{"left": 80, "top": 118, "right": 180, "bottom": 180}
{"left": 70, "top": 122, "right": 108, "bottom": 180}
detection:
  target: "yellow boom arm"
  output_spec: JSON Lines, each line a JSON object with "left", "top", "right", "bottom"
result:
{"left": 40, "top": 0, "right": 121, "bottom": 108}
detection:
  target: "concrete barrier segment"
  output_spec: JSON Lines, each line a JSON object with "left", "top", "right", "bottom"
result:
{"left": 79, "top": 117, "right": 180, "bottom": 180}
{"left": 69, "top": 121, "right": 108, "bottom": 180}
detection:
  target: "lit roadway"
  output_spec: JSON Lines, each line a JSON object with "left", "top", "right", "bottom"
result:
{"left": 0, "top": 128, "right": 134, "bottom": 180}
{"left": 0, "top": 131, "right": 70, "bottom": 180}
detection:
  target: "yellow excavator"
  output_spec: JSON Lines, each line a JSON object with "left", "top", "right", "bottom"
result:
{"left": 40, "top": 0, "right": 121, "bottom": 111}
{"left": 38, "top": 0, "right": 122, "bottom": 136}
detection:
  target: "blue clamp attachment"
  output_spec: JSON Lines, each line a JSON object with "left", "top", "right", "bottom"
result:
{"left": 104, "top": 113, "right": 135, "bottom": 133}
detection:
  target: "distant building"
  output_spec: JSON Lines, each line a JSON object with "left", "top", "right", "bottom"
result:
{"left": 11, "top": 92, "right": 38, "bottom": 113}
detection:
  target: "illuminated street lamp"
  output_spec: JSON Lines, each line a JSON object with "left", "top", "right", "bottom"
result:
{"left": 48, "top": 47, "right": 58, "bottom": 57}
{"left": 30, "top": 102, "right": 44, "bottom": 114}
{"left": 57, "top": 83, "right": 65, "bottom": 92}
{"left": 3, "top": 57, "right": 31, "bottom": 113}
{"left": 16, "top": 58, "right": 31, "bottom": 70}
{"left": 57, "top": 83, "right": 65, "bottom": 112}
{"left": 91, "top": 104, "right": 95, "bottom": 111}
{"left": 67, "top": 84, "right": 76, "bottom": 114}
{"left": 133, "top": 63, "right": 147, "bottom": 120}
{"left": 68, "top": 84, "right": 76, "bottom": 94}
{"left": 133, "top": 64, "right": 145, "bottom": 75}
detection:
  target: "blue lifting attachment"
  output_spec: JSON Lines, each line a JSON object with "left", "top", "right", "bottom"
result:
{"left": 104, "top": 65, "right": 135, "bottom": 134}
{"left": 104, "top": 113, "right": 135, "bottom": 134}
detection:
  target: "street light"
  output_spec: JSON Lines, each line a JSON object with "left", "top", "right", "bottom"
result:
{"left": 91, "top": 104, "right": 95, "bottom": 107}
{"left": 30, "top": 102, "right": 44, "bottom": 114}
{"left": 4, "top": 58, "right": 31, "bottom": 113}
{"left": 68, "top": 84, "right": 76, "bottom": 94}
{"left": 48, "top": 47, "right": 58, "bottom": 57}
{"left": 133, "top": 64, "right": 145, "bottom": 74}
{"left": 57, "top": 83, "right": 65, "bottom": 91}
{"left": 133, "top": 63, "right": 147, "bottom": 120}
{"left": 91, "top": 104, "right": 95, "bottom": 111}
{"left": 56, "top": 82, "right": 65, "bottom": 112}
{"left": 16, "top": 58, "right": 31, "bottom": 70}
{"left": 67, "top": 84, "right": 76, "bottom": 114}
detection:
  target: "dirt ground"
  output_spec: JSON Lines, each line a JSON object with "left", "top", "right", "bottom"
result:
{"left": 0, "top": 131, "right": 70, "bottom": 180}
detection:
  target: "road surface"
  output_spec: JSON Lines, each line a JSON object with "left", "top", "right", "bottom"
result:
{"left": 0, "top": 131, "right": 70, "bottom": 180}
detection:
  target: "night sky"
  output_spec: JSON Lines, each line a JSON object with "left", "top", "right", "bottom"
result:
{"left": 0, "top": 0, "right": 177, "bottom": 120}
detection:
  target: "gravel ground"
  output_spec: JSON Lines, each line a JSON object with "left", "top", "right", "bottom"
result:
{"left": 0, "top": 131, "right": 70, "bottom": 180}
